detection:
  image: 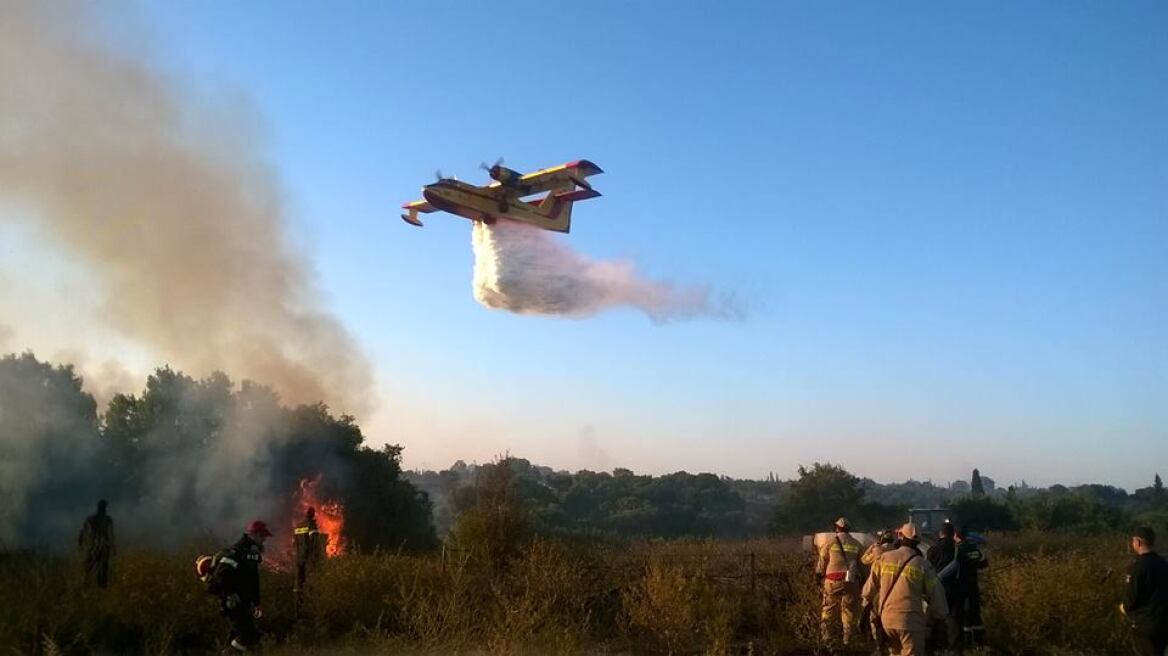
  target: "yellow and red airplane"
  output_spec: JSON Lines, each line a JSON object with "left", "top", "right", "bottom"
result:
{"left": 401, "top": 159, "right": 603, "bottom": 233}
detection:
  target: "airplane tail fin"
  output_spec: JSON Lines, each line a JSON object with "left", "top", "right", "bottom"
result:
{"left": 535, "top": 188, "right": 601, "bottom": 233}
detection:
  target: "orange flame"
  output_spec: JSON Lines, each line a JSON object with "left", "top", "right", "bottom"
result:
{"left": 296, "top": 474, "right": 346, "bottom": 557}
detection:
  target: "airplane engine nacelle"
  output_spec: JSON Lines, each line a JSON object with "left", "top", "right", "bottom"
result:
{"left": 489, "top": 165, "right": 524, "bottom": 185}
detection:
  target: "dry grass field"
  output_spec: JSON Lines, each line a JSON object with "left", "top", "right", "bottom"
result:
{"left": 0, "top": 533, "right": 1137, "bottom": 655}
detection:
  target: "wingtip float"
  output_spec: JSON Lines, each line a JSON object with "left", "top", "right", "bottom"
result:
{"left": 401, "top": 159, "right": 603, "bottom": 234}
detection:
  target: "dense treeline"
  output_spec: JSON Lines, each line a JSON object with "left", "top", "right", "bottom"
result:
{"left": 410, "top": 459, "right": 1168, "bottom": 541}
{"left": 5, "top": 350, "right": 1165, "bottom": 553}
{"left": 0, "top": 352, "right": 435, "bottom": 551}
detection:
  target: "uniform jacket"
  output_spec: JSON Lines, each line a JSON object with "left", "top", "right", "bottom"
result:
{"left": 927, "top": 537, "right": 956, "bottom": 575}
{"left": 1123, "top": 551, "right": 1168, "bottom": 631}
{"left": 216, "top": 534, "right": 264, "bottom": 606}
{"left": 294, "top": 516, "right": 321, "bottom": 564}
{"left": 862, "top": 545, "right": 949, "bottom": 633}
{"left": 952, "top": 539, "right": 988, "bottom": 591}
{"left": 862, "top": 542, "right": 896, "bottom": 567}
{"left": 817, "top": 532, "right": 862, "bottom": 582}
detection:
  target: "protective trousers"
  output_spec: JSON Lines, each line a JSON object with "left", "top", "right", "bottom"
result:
{"left": 884, "top": 627, "right": 927, "bottom": 656}
{"left": 821, "top": 579, "right": 860, "bottom": 644}
{"left": 223, "top": 604, "right": 260, "bottom": 652}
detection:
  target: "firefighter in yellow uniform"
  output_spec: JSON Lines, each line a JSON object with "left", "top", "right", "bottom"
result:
{"left": 816, "top": 517, "right": 863, "bottom": 646}
{"left": 862, "top": 523, "right": 949, "bottom": 656}
{"left": 860, "top": 529, "right": 898, "bottom": 650}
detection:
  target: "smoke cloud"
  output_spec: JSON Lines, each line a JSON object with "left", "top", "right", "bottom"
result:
{"left": 0, "top": 2, "right": 371, "bottom": 416}
{"left": 472, "top": 219, "right": 743, "bottom": 322}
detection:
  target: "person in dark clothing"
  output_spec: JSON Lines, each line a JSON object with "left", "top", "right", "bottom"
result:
{"left": 78, "top": 499, "right": 114, "bottom": 588}
{"left": 928, "top": 522, "right": 958, "bottom": 648}
{"left": 951, "top": 526, "right": 989, "bottom": 649}
{"left": 1122, "top": 526, "right": 1168, "bottom": 656}
{"left": 293, "top": 507, "right": 322, "bottom": 611}
{"left": 212, "top": 520, "right": 272, "bottom": 653}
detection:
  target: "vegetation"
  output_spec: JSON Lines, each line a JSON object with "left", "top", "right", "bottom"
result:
{"left": 1, "top": 352, "right": 435, "bottom": 552}
{"left": 0, "top": 533, "right": 1142, "bottom": 654}
{"left": 5, "top": 351, "right": 1168, "bottom": 653}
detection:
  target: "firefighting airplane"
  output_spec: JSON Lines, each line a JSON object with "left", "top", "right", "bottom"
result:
{"left": 401, "top": 159, "right": 603, "bottom": 233}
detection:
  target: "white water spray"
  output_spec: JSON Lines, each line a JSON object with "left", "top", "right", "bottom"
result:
{"left": 472, "top": 219, "right": 741, "bottom": 322}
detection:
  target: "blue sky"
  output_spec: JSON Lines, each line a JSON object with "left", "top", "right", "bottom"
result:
{"left": 65, "top": 2, "right": 1168, "bottom": 487}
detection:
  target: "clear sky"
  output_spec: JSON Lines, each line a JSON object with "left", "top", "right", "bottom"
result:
{"left": 45, "top": 2, "right": 1168, "bottom": 488}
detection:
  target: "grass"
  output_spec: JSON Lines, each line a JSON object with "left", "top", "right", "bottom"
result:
{"left": 0, "top": 533, "right": 1140, "bottom": 655}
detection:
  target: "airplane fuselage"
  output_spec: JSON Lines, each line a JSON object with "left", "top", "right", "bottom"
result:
{"left": 422, "top": 179, "right": 572, "bottom": 232}
{"left": 401, "top": 159, "right": 603, "bottom": 234}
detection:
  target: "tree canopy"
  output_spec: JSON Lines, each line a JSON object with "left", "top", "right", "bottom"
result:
{"left": 1, "top": 352, "right": 435, "bottom": 552}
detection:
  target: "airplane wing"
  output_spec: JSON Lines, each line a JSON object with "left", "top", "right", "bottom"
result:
{"left": 402, "top": 200, "right": 437, "bottom": 212}
{"left": 400, "top": 199, "right": 437, "bottom": 227}
{"left": 488, "top": 160, "right": 604, "bottom": 195}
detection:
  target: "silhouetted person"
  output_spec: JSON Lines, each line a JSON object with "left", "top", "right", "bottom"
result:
{"left": 1123, "top": 526, "right": 1168, "bottom": 656}
{"left": 293, "top": 506, "right": 322, "bottom": 611}
{"left": 78, "top": 499, "right": 114, "bottom": 588}
{"left": 928, "top": 522, "right": 958, "bottom": 648}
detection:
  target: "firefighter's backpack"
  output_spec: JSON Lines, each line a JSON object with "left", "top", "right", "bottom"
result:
{"left": 194, "top": 550, "right": 230, "bottom": 595}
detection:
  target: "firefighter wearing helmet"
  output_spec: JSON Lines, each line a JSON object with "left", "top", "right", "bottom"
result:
{"left": 207, "top": 520, "right": 272, "bottom": 653}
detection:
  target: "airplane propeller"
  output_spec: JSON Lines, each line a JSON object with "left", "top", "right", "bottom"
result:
{"left": 434, "top": 169, "right": 444, "bottom": 182}
{"left": 479, "top": 157, "right": 505, "bottom": 173}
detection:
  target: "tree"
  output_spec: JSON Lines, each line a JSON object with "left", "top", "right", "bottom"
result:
{"left": 0, "top": 353, "right": 103, "bottom": 547}
{"left": 769, "top": 463, "right": 871, "bottom": 535}
{"left": 450, "top": 457, "right": 531, "bottom": 567}
{"left": 950, "top": 496, "right": 1018, "bottom": 532}
{"left": 1156, "top": 474, "right": 1164, "bottom": 497}
{"left": 971, "top": 469, "right": 985, "bottom": 497}
{"left": 342, "top": 444, "right": 437, "bottom": 552}
{"left": 2, "top": 352, "right": 438, "bottom": 552}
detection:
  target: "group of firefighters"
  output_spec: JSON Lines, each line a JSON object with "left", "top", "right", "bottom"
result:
{"left": 815, "top": 517, "right": 986, "bottom": 654}
{"left": 75, "top": 501, "right": 1168, "bottom": 654}
{"left": 78, "top": 500, "right": 324, "bottom": 653}
{"left": 815, "top": 517, "right": 1168, "bottom": 655}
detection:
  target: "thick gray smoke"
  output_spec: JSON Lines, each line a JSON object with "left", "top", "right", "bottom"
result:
{"left": 0, "top": 1, "right": 372, "bottom": 416}
{"left": 0, "top": 353, "right": 350, "bottom": 551}
{"left": 472, "top": 219, "right": 742, "bottom": 322}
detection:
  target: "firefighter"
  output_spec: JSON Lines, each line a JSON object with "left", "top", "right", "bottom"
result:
{"left": 861, "top": 522, "right": 949, "bottom": 656}
{"left": 861, "top": 529, "right": 898, "bottom": 652}
{"left": 927, "top": 522, "right": 958, "bottom": 648}
{"left": 1122, "top": 526, "right": 1168, "bottom": 656}
{"left": 862, "top": 528, "right": 898, "bottom": 568}
{"left": 77, "top": 499, "right": 114, "bottom": 588}
{"left": 950, "top": 525, "right": 989, "bottom": 649}
{"left": 211, "top": 520, "right": 271, "bottom": 653}
{"left": 816, "top": 517, "right": 863, "bottom": 647}
{"left": 293, "top": 506, "right": 322, "bottom": 608}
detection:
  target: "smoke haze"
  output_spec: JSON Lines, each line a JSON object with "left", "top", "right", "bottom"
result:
{"left": 0, "top": 1, "right": 372, "bottom": 416}
{"left": 472, "top": 219, "right": 742, "bottom": 322}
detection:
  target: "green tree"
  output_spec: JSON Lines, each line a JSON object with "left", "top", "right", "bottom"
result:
{"left": 769, "top": 463, "right": 870, "bottom": 535}
{"left": 971, "top": 469, "right": 985, "bottom": 497}
{"left": 450, "top": 457, "right": 531, "bottom": 566}
{"left": 950, "top": 496, "right": 1018, "bottom": 531}
{"left": 0, "top": 353, "right": 103, "bottom": 546}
